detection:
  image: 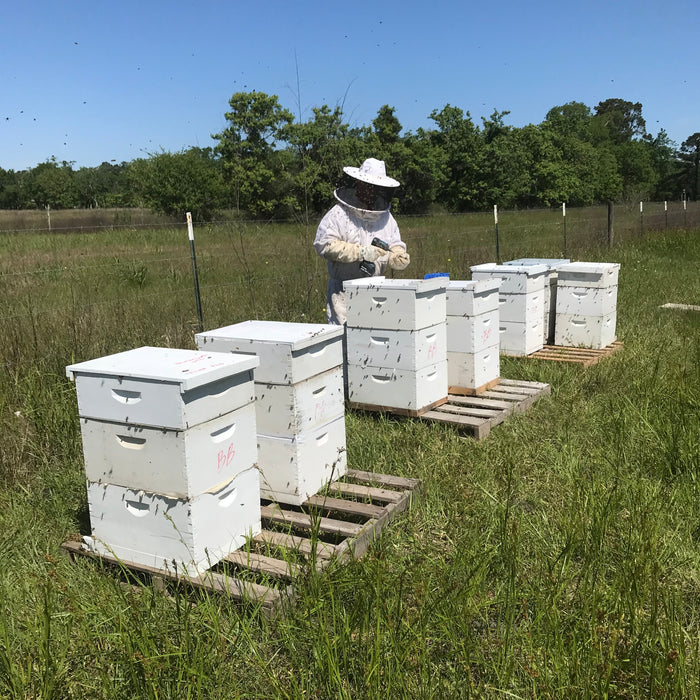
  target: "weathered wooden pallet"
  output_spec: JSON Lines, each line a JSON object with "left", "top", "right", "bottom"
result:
{"left": 420, "top": 379, "right": 551, "bottom": 439}
{"left": 61, "top": 469, "right": 421, "bottom": 617}
{"left": 523, "top": 341, "right": 623, "bottom": 368}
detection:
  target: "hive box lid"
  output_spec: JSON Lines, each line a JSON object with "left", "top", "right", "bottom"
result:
{"left": 504, "top": 258, "right": 571, "bottom": 269}
{"left": 343, "top": 276, "right": 449, "bottom": 294}
{"left": 448, "top": 279, "right": 501, "bottom": 295}
{"left": 66, "top": 346, "right": 259, "bottom": 391}
{"left": 557, "top": 262, "right": 620, "bottom": 287}
{"left": 470, "top": 263, "right": 549, "bottom": 278}
{"left": 195, "top": 320, "right": 343, "bottom": 352}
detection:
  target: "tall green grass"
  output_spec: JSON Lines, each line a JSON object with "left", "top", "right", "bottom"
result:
{"left": 0, "top": 215, "right": 698, "bottom": 697}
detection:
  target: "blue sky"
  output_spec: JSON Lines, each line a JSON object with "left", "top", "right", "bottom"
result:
{"left": 1, "top": 0, "right": 698, "bottom": 172}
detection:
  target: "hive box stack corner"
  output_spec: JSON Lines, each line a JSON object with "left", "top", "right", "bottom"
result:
{"left": 196, "top": 321, "right": 346, "bottom": 506}
{"left": 445, "top": 279, "right": 501, "bottom": 392}
{"left": 344, "top": 277, "right": 449, "bottom": 412}
{"left": 470, "top": 263, "right": 548, "bottom": 356}
{"left": 66, "top": 346, "right": 262, "bottom": 575}
{"left": 554, "top": 262, "right": 620, "bottom": 349}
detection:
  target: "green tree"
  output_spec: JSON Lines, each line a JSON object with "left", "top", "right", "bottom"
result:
{"left": 593, "top": 98, "right": 647, "bottom": 144}
{"left": 128, "top": 148, "right": 225, "bottom": 221}
{"left": 286, "top": 104, "right": 366, "bottom": 217}
{"left": 679, "top": 133, "right": 700, "bottom": 200}
{"left": 26, "top": 159, "right": 77, "bottom": 209}
{"left": 73, "top": 162, "right": 128, "bottom": 208}
{"left": 212, "top": 91, "right": 294, "bottom": 215}
{"left": 428, "top": 104, "right": 482, "bottom": 211}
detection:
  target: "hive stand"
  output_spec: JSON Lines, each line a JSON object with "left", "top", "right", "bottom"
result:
{"left": 62, "top": 469, "right": 421, "bottom": 618}
{"left": 513, "top": 341, "right": 623, "bottom": 368}
{"left": 420, "top": 379, "right": 551, "bottom": 440}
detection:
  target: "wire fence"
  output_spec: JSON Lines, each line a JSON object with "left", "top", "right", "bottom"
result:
{"left": 1, "top": 201, "right": 698, "bottom": 375}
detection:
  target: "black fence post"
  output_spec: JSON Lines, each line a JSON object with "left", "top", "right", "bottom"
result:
{"left": 607, "top": 201, "right": 614, "bottom": 248}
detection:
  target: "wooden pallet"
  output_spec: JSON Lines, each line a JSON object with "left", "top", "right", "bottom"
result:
{"left": 420, "top": 379, "right": 551, "bottom": 439}
{"left": 61, "top": 469, "right": 421, "bottom": 617}
{"left": 524, "top": 341, "right": 623, "bottom": 368}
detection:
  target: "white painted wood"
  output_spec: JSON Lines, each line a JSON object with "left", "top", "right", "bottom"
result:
{"left": 556, "top": 262, "right": 620, "bottom": 288}
{"left": 345, "top": 323, "right": 446, "bottom": 371}
{"left": 497, "top": 290, "right": 545, "bottom": 323}
{"left": 79, "top": 402, "right": 258, "bottom": 498}
{"left": 67, "top": 347, "right": 257, "bottom": 429}
{"left": 447, "top": 347, "right": 500, "bottom": 389}
{"left": 347, "top": 360, "right": 448, "bottom": 411}
{"left": 470, "top": 264, "right": 547, "bottom": 294}
{"left": 503, "top": 258, "right": 570, "bottom": 269}
{"left": 257, "top": 416, "right": 347, "bottom": 506}
{"left": 554, "top": 313, "right": 617, "bottom": 349}
{"left": 195, "top": 321, "right": 343, "bottom": 385}
{"left": 556, "top": 285, "right": 618, "bottom": 316}
{"left": 498, "top": 319, "right": 545, "bottom": 356}
{"left": 503, "top": 259, "right": 570, "bottom": 343}
{"left": 446, "top": 310, "right": 499, "bottom": 354}
{"left": 446, "top": 279, "right": 500, "bottom": 316}
{"left": 343, "top": 277, "right": 447, "bottom": 330}
{"left": 86, "top": 467, "right": 262, "bottom": 574}
{"left": 254, "top": 367, "right": 345, "bottom": 437}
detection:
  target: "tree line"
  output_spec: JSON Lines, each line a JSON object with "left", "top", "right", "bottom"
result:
{"left": 1, "top": 93, "right": 698, "bottom": 221}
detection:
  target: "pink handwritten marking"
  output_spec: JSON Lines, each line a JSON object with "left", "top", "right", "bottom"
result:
{"left": 217, "top": 442, "right": 236, "bottom": 471}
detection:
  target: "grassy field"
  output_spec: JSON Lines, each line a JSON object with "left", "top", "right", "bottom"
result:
{"left": 0, "top": 211, "right": 699, "bottom": 698}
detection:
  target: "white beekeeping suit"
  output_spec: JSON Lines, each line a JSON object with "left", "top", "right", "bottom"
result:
{"left": 314, "top": 158, "right": 410, "bottom": 325}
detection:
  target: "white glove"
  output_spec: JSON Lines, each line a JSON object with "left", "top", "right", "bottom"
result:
{"left": 388, "top": 246, "right": 410, "bottom": 270}
{"left": 359, "top": 244, "right": 383, "bottom": 262}
{"left": 323, "top": 240, "right": 363, "bottom": 263}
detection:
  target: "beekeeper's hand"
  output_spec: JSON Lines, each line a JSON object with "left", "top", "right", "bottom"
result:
{"left": 359, "top": 244, "right": 384, "bottom": 262}
{"left": 388, "top": 246, "right": 410, "bottom": 270}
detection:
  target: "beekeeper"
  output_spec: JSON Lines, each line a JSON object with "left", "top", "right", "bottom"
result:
{"left": 314, "top": 158, "right": 410, "bottom": 325}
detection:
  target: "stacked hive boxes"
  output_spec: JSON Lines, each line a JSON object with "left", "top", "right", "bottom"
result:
{"left": 554, "top": 262, "right": 620, "bottom": 349}
{"left": 445, "top": 279, "right": 501, "bottom": 392}
{"left": 66, "top": 346, "right": 261, "bottom": 574}
{"left": 344, "top": 277, "right": 449, "bottom": 412}
{"left": 503, "top": 258, "right": 570, "bottom": 344}
{"left": 195, "top": 321, "right": 346, "bottom": 506}
{"left": 470, "top": 263, "right": 548, "bottom": 356}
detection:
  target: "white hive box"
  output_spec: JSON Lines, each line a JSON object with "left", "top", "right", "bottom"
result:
{"left": 556, "top": 285, "right": 618, "bottom": 317}
{"left": 470, "top": 263, "right": 548, "bottom": 295}
{"left": 79, "top": 402, "right": 258, "bottom": 498}
{"left": 497, "top": 288, "right": 545, "bottom": 323}
{"left": 447, "top": 347, "right": 500, "bottom": 390}
{"left": 499, "top": 318, "right": 544, "bottom": 356}
{"left": 347, "top": 361, "right": 448, "bottom": 412}
{"left": 254, "top": 366, "right": 344, "bottom": 437}
{"left": 344, "top": 277, "right": 448, "bottom": 330}
{"left": 556, "top": 262, "right": 620, "bottom": 289}
{"left": 345, "top": 323, "right": 446, "bottom": 371}
{"left": 504, "top": 258, "right": 570, "bottom": 342}
{"left": 446, "top": 280, "right": 500, "bottom": 317}
{"left": 66, "top": 347, "right": 258, "bottom": 430}
{"left": 555, "top": 262, "right": 620, "bottom": 348}
{"left": 257, "top": 416, "right": 347, "bottom": 505}
{"left": 554, "top": 313, "right": 617, "bottom": 349}
{"left": 195, "top": 321, "right": 344, "bottom": 385}
{"left": 85, "top": 467, "right": 261, "bottom": 574}
{"left": 446, "top": 311, "right": 498, "bottom": 354}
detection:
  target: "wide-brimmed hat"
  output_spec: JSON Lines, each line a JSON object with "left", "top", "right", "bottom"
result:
{"left": 343, "top": 158, "right": 400, "bottom": 188}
